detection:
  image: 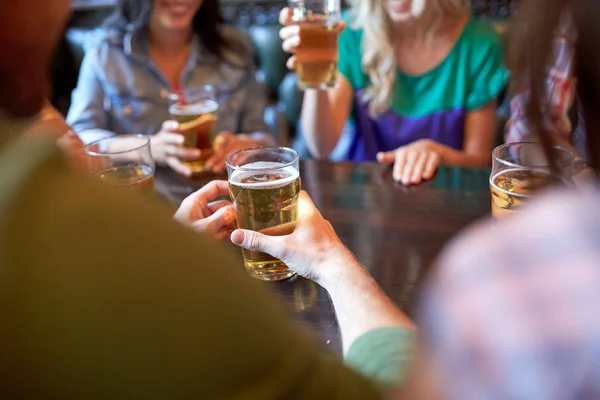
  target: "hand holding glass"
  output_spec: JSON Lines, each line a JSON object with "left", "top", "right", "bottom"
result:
{"left": 227, "top": 147, "right": 300, "bottom": 281}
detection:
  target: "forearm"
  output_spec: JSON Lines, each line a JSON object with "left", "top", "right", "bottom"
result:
{"left": 301, "top": 89, "right": 343, "bottom": 159}
{"left": 320, "top": 251, "right": 414, "bottom": 355}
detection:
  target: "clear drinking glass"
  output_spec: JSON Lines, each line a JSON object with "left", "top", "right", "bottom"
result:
{"left": 227, "top": 147, "right": 301, "bottom": 281}
{"left": 85, "top": 134, "right": 155, "bottom": 196}
{"left": 168, "top": 85, "right": 219, "bottom": 174}
{"left": 490, "top": 142, "right": 574, "bottom": 218}
{"left": 289, "top": 0, "right": 341, "bottom": 89}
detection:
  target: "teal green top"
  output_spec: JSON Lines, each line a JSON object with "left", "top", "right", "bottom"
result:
{"left": 337, "top": 13, "right": 509, "bottom": 161}
{"left": 0, "top": 123, "right": 415, "bottom": 397}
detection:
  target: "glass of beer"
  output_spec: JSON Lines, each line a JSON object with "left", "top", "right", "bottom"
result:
{"left": 168, "top": 85, "right": 219, "bottom": 174}
{"left": 85, "top": 134, "right": 155, "bottom": 195}
{"left": 490, "top": 142, "right": 573, "bottom": 218}
{"left": 227, "top": 147, "right": 301, "bottom": 281}
{"left": 290, "top": 0, "right": 341, "bottom": 89}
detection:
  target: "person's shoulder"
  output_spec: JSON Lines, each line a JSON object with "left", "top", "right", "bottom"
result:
{"left": 77, "top": 26, "right": 126, "bottom": 63}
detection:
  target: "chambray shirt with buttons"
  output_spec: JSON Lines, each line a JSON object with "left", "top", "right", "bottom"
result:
{"left": 66, "top": 27, "right": 269, "bottom": 144}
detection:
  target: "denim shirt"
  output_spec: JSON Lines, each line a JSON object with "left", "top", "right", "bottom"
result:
{"left": 66, "top": 27, "right": 269, "bottom": 144}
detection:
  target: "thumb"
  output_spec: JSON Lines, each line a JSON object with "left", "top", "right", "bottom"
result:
{"left": 192, "top": 205, "right": 236, "bottom": 234}
{"left": 376, "top": 151, "right": 396, "bottom": 164}
{"left": 230, "top": 229, "right": 283, "bottom": 259}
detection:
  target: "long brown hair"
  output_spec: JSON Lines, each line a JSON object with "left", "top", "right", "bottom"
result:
{"left": 509, "top": 0, "right": 600, "bottom": 174}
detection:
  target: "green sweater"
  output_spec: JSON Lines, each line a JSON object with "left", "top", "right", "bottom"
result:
{"left": 0, "top": 126, "right": 413, "bottom": 398}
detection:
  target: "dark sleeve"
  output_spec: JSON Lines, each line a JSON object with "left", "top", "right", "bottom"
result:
{"left": 2, "top": 162, "right": 384, "bottom": 399}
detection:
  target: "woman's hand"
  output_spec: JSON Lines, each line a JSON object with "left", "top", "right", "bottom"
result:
{"left": 152, "top": 121, "right": 202, "bottom": 176}
{"left": 230, "top": 191, "right": 358, "bottom": 287}
{"left": 279, "top": 7, "right": 345, "bottom": 71}
{"left": 174, "top": 180, "right": 237, "bottom": 240}
{"left": 377, "top": 139, "right": 442, "bottom": 185}
{"left": 206, "top": 132, "right": 264, "bottom": 173}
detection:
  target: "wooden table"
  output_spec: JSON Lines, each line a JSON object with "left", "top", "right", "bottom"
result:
{"left": 155, "top": 161, "right": 492, "bottom": 354}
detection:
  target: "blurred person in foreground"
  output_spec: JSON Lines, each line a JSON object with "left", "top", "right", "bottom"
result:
{"left": 280, "top": 0, "right": 508, "bottom": 185}
{"left": 0, "top": 0, "right": 415, "bottom": 398}
{"left": 402, "top": 0, "right": 600, "bottom": 397}
{"left": 66, "top": 0, "right": 274, "bottom": 175}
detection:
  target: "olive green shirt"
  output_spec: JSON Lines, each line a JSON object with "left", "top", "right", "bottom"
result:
{"left": 0, "top": 121, "right": 413, "bottom": 398}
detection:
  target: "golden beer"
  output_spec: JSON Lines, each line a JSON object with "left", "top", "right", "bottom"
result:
{"left": 490, "top": 168, "right": 561, "bottom": 218}
{"left": 96, "top": 164, "right": 155, "bottom": 196}
{"left": 296, "top": 17, "right": 339, "bottom": 89}
{"left": 169, "top": 100, "right": 218, "bottom": 174}
{"left": 229, "top": 161, "right": 301, "bottom": 281}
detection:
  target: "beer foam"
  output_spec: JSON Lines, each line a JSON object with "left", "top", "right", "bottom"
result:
{"left": 169, "top": 100, "right": 218, "bottom": 116}
{"left": 230, "top": 161, "right": 299, "bottom": 189}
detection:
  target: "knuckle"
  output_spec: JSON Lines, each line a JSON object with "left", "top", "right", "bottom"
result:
{"left": 247, "top": 232, "right": 260, "bottom": 252}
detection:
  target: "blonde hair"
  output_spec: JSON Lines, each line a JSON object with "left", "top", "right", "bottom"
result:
{"left": 348, "top": 0, "right": 470, "bottom": 117}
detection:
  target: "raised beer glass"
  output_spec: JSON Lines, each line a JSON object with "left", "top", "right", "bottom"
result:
{"left": 227, "top": 147, "right": 301, "bottom": 281}
{"left": 85, "top": 134, "right": 156, "bottom": 195}
{"left": 169, "top": 85, "right": 219, "bottom": 174}
{"left": 490, "top": 142, "right": 573, "bottom": 218}
{"left": 290, "top": 0, "right": 341, "bottom": 89}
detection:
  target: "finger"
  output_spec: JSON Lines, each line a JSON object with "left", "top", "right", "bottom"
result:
{"left": 422, "top": 153, "right": 441, "bottom": 180}
{"left": 208, "top": 199, "right": 233, "bottom": 214}
{"left": 402, "top": 152, "right": 420, "bottom": 185}
{"left": 279, "top": 7, "right": 293, "bottom": 25}
{"left": 179, "top": 181, "right": 230, "bottom": 221}
{"left": 282, "top": 36, "right": 301, "bottom": 53}
{"left": 161, "top": 132, "right": 185, "bottom": 145}
{"left": 230, "top": 229, "right": 285, "bottom": 258}
{"left": 194, "top": 180, "right": 231, "bottom": 204}
{"left": 334, "top": 21, "right": 346, "bottom": 34}
{"left": 286, "top": 56, "right": 298, "bottom": 71}
{"left": 392, "top": 151, "right": 407, "bottom": 182}
{"left": 165, "top": 145, "right": 201, "bottom": 161}
{"left": 410, "top": 153, "right": 428, "bottom": 184}
{"left": 192, "top": 205, "right": 237, "bottom": 235}
{"left": 161, "top": 120, "right": 180, "bottom": 133}
{"left": 166, "top": 156, "right": 192, "bottom": 177}
{"left": 280, "top": 24, "right": 300, "bottom": 41}
{"left": 376, "top": 151, "right": 396, "bottom": 164}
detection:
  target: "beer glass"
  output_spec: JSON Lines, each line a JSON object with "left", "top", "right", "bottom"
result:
{"left": 290, "top": 0, "right": 341, "bottom": 89}
{"left": 168, "top": 85, "right": 219, "bottom": 174}
{"left": 490, "top": 142, "right": 573, "bottom": 218}
{"left": 227, "top": 147, "right": 301, "bottom": 281}
{"left": 85, "top": 134, "right": 156, "bottom": 195}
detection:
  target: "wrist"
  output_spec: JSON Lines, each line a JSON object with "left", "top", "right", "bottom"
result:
{"left": 316, "top": 248, "right": 370, "bottom": 291}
